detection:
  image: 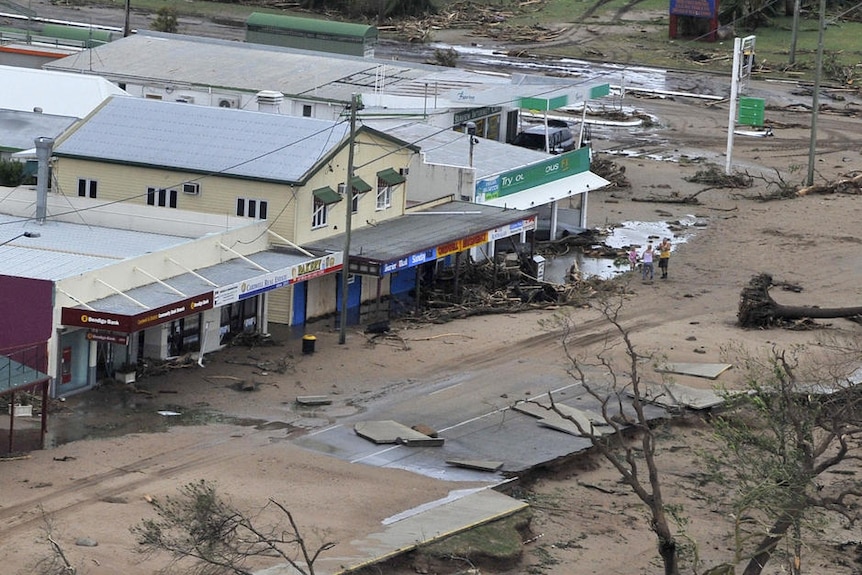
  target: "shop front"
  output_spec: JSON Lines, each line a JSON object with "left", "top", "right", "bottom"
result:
{"left": 56, "top": 250, "right": 343, "bottom": 397}
{"left": 304, "top": 201, "right": 538, "bottom": 323}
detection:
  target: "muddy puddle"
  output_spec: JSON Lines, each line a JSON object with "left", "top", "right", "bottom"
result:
{"left": 35, "top": 387, "right": 292, "bottom": 450}
{"left": 543, "top": 217, "right": 704, "bottom": 283}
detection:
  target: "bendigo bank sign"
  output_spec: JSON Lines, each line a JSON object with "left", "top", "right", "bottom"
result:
{"left": 62, "top": 293, "right": 214, "bottom": 334}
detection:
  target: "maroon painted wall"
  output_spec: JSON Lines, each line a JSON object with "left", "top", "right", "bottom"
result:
{"left": 0, "top": 275, "right": 52, "bottom": 372}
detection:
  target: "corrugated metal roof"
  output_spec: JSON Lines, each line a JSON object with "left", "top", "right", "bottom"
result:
{"left": 0, "top": 64, "right": 128, "bottom": 118}
{"left": 44, "top": 32, "right": 506, "bottom": 104}
{"left": 305, "top": 201, "right": 535, "bottom": 264}
{"left": 0, "top": 109, "right": 77, "bottom": 152}
{"left": 81, "top": 249, "right": 313, "bottom": 315}
{"left": 366, "top": 119, "right": 552, "bottom": 179}
{"left": 53, "top": 96, "right": 350, "bottom": 183}
{"left": 0, "top": 215, "right": 193, "bottom": 281}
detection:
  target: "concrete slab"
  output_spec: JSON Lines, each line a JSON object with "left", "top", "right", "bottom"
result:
{"left": 257, "top": 488, "right": 528, "bottom": 575}
{"left": 354, "top": 420, "right": 436, "bottom": 445}
{"left": 655, "top": 362, "right": 733, "bottom": 380}
{"left": 637, "top": 382, "right": 726, "bottom": 410}
{"left": 397, "top": 436, "right": 445, "bottom": 447}
{"left": 296, "top": 395, "right": 332, "bottom": 406}
{"left": 446, "top": 459, "right": 504, "bottom": 472}
{"left": 512, "top": 399, "right": 606, "bottom": 436}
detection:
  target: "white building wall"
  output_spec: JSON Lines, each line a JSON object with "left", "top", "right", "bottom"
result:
{"left": 405, "top": 156, "right": 472, "bottom": 205}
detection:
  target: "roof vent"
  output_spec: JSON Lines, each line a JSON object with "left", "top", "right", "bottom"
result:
{"left": 256, "top": 90, "right": 284, "bottom": 114}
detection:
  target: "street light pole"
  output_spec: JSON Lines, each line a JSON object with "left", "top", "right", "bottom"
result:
{"left": 339, "top": 93, "right": 360, "bottom": 345}
{"left": 0, "top": 231, "right": 40, "bottom": 248}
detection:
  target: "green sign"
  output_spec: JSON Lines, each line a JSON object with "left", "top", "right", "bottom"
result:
{"left": 738, "top": 97, "right": 765, "bottom": 127}
{"left": 476, "top": 147, "right": 591, "bottom": 200}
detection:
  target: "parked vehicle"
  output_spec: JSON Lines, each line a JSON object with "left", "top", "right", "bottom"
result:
{"left": 511, "top": 119, "right": 576, "bottom": 154}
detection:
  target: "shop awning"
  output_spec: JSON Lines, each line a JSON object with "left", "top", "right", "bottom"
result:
{"left": 312, "top": 186, "right": 342, "bottom": 204}
{"left": 482, "top": 171, "right": 610, "bottom": 211}
{"left": 303, "top": 201, "right": 537, "bottom": 277}
{"left": 60, "top": 248, "right": 343, "bottom": 333}
{"left": 350, "top": 176, "right": 372, "bottom": 194}
{"left": 377, "top": 168, "right": 406, "bottom": 186}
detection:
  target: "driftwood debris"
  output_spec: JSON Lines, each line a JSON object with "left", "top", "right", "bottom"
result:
{"left": 738, "top": 273, "right": 862, "bottom": 328}
{"left": 797, "top": 172, "right": 862, "bottom": 197}
{"left": 591, "top": 157, "right": 630, "bottom": 189}
{"left": 387, "top": 0, "right": 558, "bottom": 43}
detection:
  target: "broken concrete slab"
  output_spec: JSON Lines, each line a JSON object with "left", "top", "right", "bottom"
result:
{"left": 655, "top": 362, "right": 733, "bottom": 380}
{"left": 512, "top": 400, "right": 606, "bottom": 436}
{"left": 635, "top": 382, "right": 725, "bottom": 410}
{"left": 446, "top": 459, "right": 504, "bottom": 472}
{"left": 511, "top": 400, "right": 555, "bottom": 419}
{"left": 295, "top": 395, "right": 332, "bottom": 406}
{"left": 354, "top": 420, "right": 438, "bottom": 445}
{"left": 396, "top": 436, "right": 445, "bottom": 447}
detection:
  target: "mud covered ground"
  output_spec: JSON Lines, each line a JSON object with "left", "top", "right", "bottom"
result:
{"left": 2, "top": 2, "right": 862, "bottom": 574}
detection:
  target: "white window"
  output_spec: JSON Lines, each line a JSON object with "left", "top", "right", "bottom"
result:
{"left": 339, "top": 183, "right": 358, "bottom": 213}
{"left": 77, "top": 179, "right": 97, "bottom": 198}
{"left": 311, "top": 197, "right": 327, "bottom": 228}
{"left": 376, "top": 179, "right": 392, "bottom": 210}
{"left": 147, "top": 187, "right": 177, "bottom": 208}
{"left": 236, "top": 197, "right": 268, "bottom": 219}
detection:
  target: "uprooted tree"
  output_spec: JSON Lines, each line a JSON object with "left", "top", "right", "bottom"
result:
{"left": 703, "top": 344, "right": 862, "bottom": 575}
{"left": 738, "top": 273, "right": 862, "bottom": 328}
{"left": 132, "top": 480, "right": 335, "bottom": 575}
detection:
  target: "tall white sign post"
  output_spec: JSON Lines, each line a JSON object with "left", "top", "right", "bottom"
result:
{"left": 725, "top": 35, "right": 756, "bottom": 175}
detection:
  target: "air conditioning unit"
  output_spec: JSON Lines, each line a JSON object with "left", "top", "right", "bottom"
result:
{"left": 182, "top": 182, "right": 200, "bottom": 196}
{"left": 175, "top": 95, "right": 195, "bottom": 104}
{"left": 218, "top": 97, "right": 240, "bottom": 109}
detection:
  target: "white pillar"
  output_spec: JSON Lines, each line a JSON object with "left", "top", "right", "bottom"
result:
{"left": 725, "top": 37, "right": 743, "bottom": 175}
{"left": 550, "top": 201, "right": 559, "bottom": 240}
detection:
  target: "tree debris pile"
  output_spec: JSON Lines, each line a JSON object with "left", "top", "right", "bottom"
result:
{"left": 738, "top": 273, "right": 862, "bottom": 328}
{"left": 685, "top": 164, "right": 752, "bottom": 188}
{"left": 228, "top": 331, "right": 280, "bottom": 349}
{"left": 410, "top": 257, "right": 602, "bottom": 323}
{"left": 381, "top": 0, "right": 553, "bottom": 43}
{"left": 137, "top": 355, "right": 198, "bottom": 379}
{"left": 591, "top": 156, "right": 630, "bottom": 188}
{"left": 797, "top": 171, "right": 862, "bottom": 196}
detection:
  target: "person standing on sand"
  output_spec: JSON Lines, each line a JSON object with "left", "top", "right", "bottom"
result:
{"left": 641, "top": 242, "right": 655, "bottom": 281}
{"left": 658, "top": 237, "right": 671, "bottom": 279}
{"left": 628, "top": 246, "right": 638, "bottom": 271}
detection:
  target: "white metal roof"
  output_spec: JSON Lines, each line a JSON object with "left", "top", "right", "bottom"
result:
{"left": 0, "top": 214, "right": 193, "bottom": 281}
{"left": 44, "top": 32, "right": 506, "bottom": 105}
{"left": 0, "top": 109, "right": 77, "bottom": 152}
{"left": 0, "top": 64, "right": 127, "bottom": 118}
{"left": 366, "top": 119, "right": 551, "bottom": 179}
{"left": 80, "top": 250, "right": 314, "bottom": 315}
{"left": 53, "top": 96, "right": 352, "bottom": 183}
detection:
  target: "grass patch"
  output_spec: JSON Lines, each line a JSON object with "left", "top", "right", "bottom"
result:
{"left": 414, "top": 509, "right": 532, "bottom": 566}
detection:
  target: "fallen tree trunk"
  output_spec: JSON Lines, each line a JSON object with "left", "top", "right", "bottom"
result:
{"left": 738, "top": 273, "right": 862, "bottom": 328}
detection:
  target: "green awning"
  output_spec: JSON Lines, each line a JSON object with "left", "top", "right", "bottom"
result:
{"left": 377, "top": 168, "right": 406, "bottom": 186}
{"left": 350, "top": 176, "right": 372, "bottom": 194}
{"left": 313, "top": 186, "right": 342, "bottom": 204}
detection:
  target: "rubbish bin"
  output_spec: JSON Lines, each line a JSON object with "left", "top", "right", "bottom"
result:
{"left": 302, "top": 334, "right": 316, "bottom": 355}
